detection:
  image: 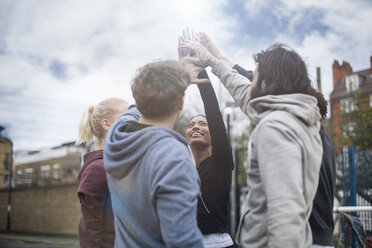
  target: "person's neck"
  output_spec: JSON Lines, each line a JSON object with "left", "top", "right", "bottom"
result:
{"left": 93, "top": 140, "right": 104, "bottom": 151}
{"left": 191, "top": 145, "right": 212, "bottom": 167}
{"left": 139, "top": 113, "right": 178, "bottom": 130}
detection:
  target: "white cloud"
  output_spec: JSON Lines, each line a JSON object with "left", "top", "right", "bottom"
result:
{"left": 0, "top": 0, "right": 237, "bottom": 150}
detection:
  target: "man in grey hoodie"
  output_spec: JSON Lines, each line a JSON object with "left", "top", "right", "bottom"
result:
{"left": 181, "top": 41, "right": 323, "bottom": 248}
{"left": 104, "top": 61, "right": 204, "bottom": 248}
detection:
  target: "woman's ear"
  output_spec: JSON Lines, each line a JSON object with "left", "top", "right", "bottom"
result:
{"left": 101, "top": 119, "right": 111, "bottom": 132}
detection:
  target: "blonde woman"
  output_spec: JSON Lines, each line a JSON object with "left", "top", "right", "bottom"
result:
{"left": 76, "top": 98, "right": 128, "bottom": 248}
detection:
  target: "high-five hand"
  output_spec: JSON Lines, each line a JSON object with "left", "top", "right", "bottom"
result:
{"left": 178, "top": 36, "right": 210, "bottom": 84}
{"left": 179, "top": 40, "right": 220, "bottom": 68}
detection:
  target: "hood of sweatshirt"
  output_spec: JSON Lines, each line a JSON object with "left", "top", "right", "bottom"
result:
{"left": 103, "top": 108, "right": 190, "bottom": 180}
{"left": 246, "top": 93, "right": 321, "bottom": 126}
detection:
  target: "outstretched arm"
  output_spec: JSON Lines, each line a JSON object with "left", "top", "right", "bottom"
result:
{"left": 198, "top": 32, "right": 254, "bottom": 82}
{"left": 197, "top": 70, "right": 233, "bottom": 168}
{"left": 180, "top": 33, "right": 253, "bottom": 116}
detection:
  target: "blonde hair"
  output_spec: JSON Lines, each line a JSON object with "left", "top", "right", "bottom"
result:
{"left": 75, "top": 98, "right": 128, "bottom": 149}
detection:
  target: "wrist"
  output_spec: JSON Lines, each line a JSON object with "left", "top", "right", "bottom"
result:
{"left": 209, "top": 57, "right": 222, "bottom": 68}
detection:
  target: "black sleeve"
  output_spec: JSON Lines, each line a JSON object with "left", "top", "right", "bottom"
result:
{"left": 233, "top": 64, "right": 253, "bottom": 81}
{"left": 197, "top": 70, "right": 234, "bottom": 170}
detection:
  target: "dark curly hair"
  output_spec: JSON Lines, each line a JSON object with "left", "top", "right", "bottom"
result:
{"left": 131, "top": 60, "right": 190, "bottom": 119}
{"left": 252, "top": 43, "right": 327, "bottom": 118}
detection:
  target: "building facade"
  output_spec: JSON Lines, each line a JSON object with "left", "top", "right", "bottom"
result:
{"left": 0, "top": 142, "right": 87, "bottom": 234}
{"left": 329, "top": 56, "right": 372, "bottom": 153}
{"left": 0, "top": 136, "right": 12, "bottom": 188}
{"left": 13, "top": 142, "right": 86, "bottom": 188}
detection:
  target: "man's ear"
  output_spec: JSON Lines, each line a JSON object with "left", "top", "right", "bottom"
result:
{"left": 262, "top": 80, "right": 266, "bottom": 89}
{"left": 101, "top": 119, "right": 111, "bottom": 132}
{"left": 178, "top": 96, "right": 185, "bottom": 111}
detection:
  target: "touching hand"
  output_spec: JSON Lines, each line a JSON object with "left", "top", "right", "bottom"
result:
{"left": 198, "top": 32, "right": 235, "bottom": 68}
{"left": 179, "top": 57, "right": 210, "bottom": 84}
{"left": 198, "top": 32, "right": 224, "bottom": 59}
{"left": 179, "top": 40, "right": 219, "bottom": 68}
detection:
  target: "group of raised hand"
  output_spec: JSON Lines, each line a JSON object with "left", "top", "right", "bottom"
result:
{"left": 177, "top": 29, "right": 232, "bottom": 84}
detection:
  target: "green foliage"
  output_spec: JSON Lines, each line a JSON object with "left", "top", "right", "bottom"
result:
{"left": 341, "top": 90, "right": 372, "bottom": 150}
{"left": 233, "top": 125, "right": 251, "bottom": 186}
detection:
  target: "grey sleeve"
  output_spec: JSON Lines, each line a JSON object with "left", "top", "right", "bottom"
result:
{"left": 212, "top": 61, "right": 252, "bottom": 115}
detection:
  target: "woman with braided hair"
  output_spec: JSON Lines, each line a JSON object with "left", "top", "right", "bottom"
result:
{"left": 76, "top": 98, "right": 128, "bottom": 248}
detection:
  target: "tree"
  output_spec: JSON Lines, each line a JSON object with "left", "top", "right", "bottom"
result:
{"left": 341, "top": 90, "right": 372, "bottom": 150}
{"left": 233, "top": 125, "right": 251, "bottom": 187}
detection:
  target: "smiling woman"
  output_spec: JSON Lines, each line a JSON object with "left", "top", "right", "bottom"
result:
{"left": 186, "top": 115, "right": 211, "bottom": 152}
{"left": 185, "top": 70, "right": 235, "bottom": 248}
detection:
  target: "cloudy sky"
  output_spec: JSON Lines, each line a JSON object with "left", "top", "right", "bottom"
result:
{"left": 0, "top": 0, "right": 371, "bottom": 151}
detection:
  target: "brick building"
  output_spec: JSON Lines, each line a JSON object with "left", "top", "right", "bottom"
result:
{"left": 0, "top": 128, "right": 12, "bottom": 188}
{"left": 329, "top": 56, "right": 372, "bottom": 153}
{"left": 0, "top": 142, "right": 87, "bottom": 234}
{"left": 13, "top": 142, "right": 85, "bottom": 187}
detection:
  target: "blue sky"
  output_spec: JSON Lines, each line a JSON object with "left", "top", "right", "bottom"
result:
{"left": 0, "top": 0, "right": 371, "bottom": 151}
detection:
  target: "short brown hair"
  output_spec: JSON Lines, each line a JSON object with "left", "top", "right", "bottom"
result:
{"left": 131, "top": 60, "right": 189, "bottom": 118}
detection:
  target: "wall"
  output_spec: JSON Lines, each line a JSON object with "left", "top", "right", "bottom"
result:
{"left": 0, "top": 183, "right": 80, "bottom": 235}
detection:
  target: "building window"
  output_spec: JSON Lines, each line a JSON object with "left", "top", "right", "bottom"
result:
{"left": 53, "top": 164, "right": 60, "bottom": 179}
{"left": 25, "top": 168, "right": 33, "bottom": 185}
{"left": 41, "top": 165, "right": 50, "bottom": 180}
{"left": 340, "top": 98, "right": 357, "bottom": 113}
{"left": 343, "top": 122, "right": 356, "bottom": 137}
{"left": 345, "top": 74, "right": 361, "bottom": 91}
{"left": 16, "top": 170, "right": 23, "bottom": 185}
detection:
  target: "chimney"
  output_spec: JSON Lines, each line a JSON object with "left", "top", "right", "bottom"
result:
{"left": 316, "top": 67, "right": 322, "bottom": 92}
{"left": 332, "top": 60, "right": 352, "bottom": 89}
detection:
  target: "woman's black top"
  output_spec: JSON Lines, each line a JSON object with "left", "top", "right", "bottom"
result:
{"left": 196, "top": 71, "right": 234, "bottom": 234}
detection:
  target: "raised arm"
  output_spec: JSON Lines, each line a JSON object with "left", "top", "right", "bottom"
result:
{"left": 233, "top": 64, "right": 254, "bottom": 82}
{"left": 180, "top": 39, "right": 253, "bottom": 116}
{"left": 197, "top": 70, "right": 233, "bottom": 168}
{"left": 211, "top": 61, "right": 253, "bottom": 116}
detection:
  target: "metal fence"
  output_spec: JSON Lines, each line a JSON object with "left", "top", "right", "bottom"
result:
{"left": 231, "top": 146, "right": 372, "bottom": 247}
{"left": 340, "top": 147, "right": 372, "bottom": 247}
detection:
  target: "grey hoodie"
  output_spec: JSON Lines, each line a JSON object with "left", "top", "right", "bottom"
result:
{"left": 104, "top": 107, "right": 204, "bottom": 248}
{"left": 212, "top": 61, "right": 323, "bottom": 248}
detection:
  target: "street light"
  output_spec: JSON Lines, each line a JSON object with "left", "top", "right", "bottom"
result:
{"left": 224, "top": 101, "right": 241, "bottom": 236}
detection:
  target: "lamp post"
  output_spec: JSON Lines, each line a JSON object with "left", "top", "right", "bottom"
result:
{"left": 224, "top": 101, "right": 241, "bottom": 236}
{"left": 6, "top": 140, "right": 13, "bottom": 231}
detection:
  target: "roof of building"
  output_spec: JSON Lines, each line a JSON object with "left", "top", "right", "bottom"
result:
{"left": 14, "top": 142, "right": 85, "bottom": 166}
{"left": 330, "top": 67, "right": 372, "bottom": 101}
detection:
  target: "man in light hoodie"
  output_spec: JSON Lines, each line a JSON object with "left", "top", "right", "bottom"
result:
{"left": 104, "top": 60, "right": 204, "bottom": 248}
{"left": 181, "top": 41, "right": 323, "bottom": 248}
